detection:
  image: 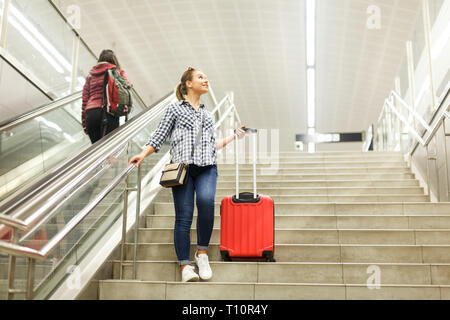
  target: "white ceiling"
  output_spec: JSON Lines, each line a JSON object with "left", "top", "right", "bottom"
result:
{"left": 52, "top": 0, "right": 421, "bottom": 151}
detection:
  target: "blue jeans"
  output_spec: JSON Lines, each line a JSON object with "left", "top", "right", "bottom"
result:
{"left": 171, "top": 164, "right": 218, "bottom": 266}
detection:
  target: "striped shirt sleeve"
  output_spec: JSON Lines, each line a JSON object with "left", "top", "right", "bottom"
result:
{"left": 146, "top": 103, "right": 176, "bottom": 152}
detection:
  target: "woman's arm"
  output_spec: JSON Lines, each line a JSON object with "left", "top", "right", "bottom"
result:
{"left": 129, "top": 104, "right": 175, "bottom": 166}
{"left": 217, "top": 126, "right": 247, "bottom": 150}
{"left": 129, "top": 145, "right": 156, "bottom": 167}
{"left": 81, "top": 75, "right": 91, "bottom": 134}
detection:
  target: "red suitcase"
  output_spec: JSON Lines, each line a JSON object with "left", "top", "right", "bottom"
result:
{"left": 220, "top": 128, "right": 275, "bottom": 262}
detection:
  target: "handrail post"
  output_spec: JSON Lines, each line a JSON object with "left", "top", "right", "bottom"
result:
{"left": 133, "top": 165, "right": 141, "bottom": 280}
{"left": 6, "top": 229, "right": 18, "bottom": 300}
{"left": 444, "top": 120, "right": 450, "bottom": 201}
{"left": 26, "top": 258, "right": 36, "bottom": 300}
{"left": 395, "top": 79, "right": 403, "bottom": 152}
{"left": 119, "top": 175, "right": 129, "bottom": 280}
{"left": 426, "top": 145, "right": 431, "bottom": 200}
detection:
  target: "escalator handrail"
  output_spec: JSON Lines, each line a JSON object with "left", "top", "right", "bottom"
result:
{"left": 0, "top": 91, "right": 172, "bottom": 218}
{"left": 0, "top": 91, "right": 82, "bottom": 132}
{"left": 0, "top": 87, "right": 148, "bottom": 132}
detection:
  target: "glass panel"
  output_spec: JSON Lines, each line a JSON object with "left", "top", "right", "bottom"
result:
{"left": 412, "top": 9, "right": 426, "bottom": 70}
{"left": 0, "top": 99, "right": 90, "bottom": 202}
{"left": 430, "top": 0, "right": 450, "bottom": 102}
{"left": 0, "top": 119, "right": 44, "bottom": 200}
{"left": 429, "top": 0, "right": 445, "bottom": 28}
{"left": 0, "top": 0, "right": 4, "bottom": 27}
{"left": 26, "top": 148, "right": 129, "bottom": 299}
{"left": 5, "top": 0, "right": 74, "bottom": 98}
{"left": 74, "top": 41, "right": 96, "bottom": 94}
{"left": 0, "top": 58, "right": 52, "bottom": 124}
{"left": 399, "top": 52, "right": 409, "bottom": 100}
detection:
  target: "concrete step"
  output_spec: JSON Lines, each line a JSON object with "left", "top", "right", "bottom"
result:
{"left": 145, "top": 215, "right": 450, "bottom": 230}
{"left": 123, "top": 243, "right": 450, "bottom": 264}
{"left": 151, "top": 202, "right": 450, "bottom": 216}
{"left": 111, "top": 260, "right": 450, "bottom": 285}
{"left": 156, "top": 187, "right": 425, "bottom": 198}
{"left": 155, "top": 194, "right": 430, "bottom": 203}
{"left": 217, "top": 173, "right": 414, "bottom": 181}
{"left": 98, "top": 280, "right": 450, "bottom": 300}
{"left": 226, "top": 160, "right": 408, "bottom": 167}
{"left": 215, "top": 180, "right": 420, "bottom": 188}
{"left": 217, "top": 155, "right": 405, "bottom": 162}
{"left": 137, "top": 228, "right": 450, "bottom": 245}
{"left": 147, "top": 160, "right": 408, "bottom": 169}
{"left": 218, "top": 151, "right": 402, "bottom": 157}
{"left": 218, "top": 167, "right": 411, "bottom": 174}
{"left": 217, "top": 187, "right": 425, "bottom": 196}
{"left": 225, "top": 152, "right": 403, "bottom": 157}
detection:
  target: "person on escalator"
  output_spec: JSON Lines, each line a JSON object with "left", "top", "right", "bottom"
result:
{"left": 128, "top": 67, "right": 248, "bottom": 282}
{"left": 81, "top": 49, "right": 130, "bottom": 144}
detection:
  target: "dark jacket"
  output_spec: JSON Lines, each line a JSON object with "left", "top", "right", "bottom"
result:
{"left": 81, "top": 62, "right": 129, "bottom": 131}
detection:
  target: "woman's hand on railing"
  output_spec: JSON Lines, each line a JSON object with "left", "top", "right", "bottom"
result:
{"left": 129, "top": 155, "right": 145, "bottom": 167}
{"left": 129, "top": 145, "right": 156, "bottom": 167}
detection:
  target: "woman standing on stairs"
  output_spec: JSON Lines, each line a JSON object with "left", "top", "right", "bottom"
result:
{"left": 129, "top": 67, "right": 248, "bottom": 282}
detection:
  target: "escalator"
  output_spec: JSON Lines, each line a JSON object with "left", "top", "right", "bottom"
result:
{"left": 0, "top": 89, "right": 148, "bottom": 203}
{"left": 0, "top": 90, "right": 172, "bottom": 299}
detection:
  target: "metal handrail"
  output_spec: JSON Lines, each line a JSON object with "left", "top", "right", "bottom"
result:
{"left": 375, "top": 82, "right": 450, "bottom": 201}
{"left": 385, "top": 99, "right": 425, "bottom": 145}
{"left": 0, "top": 164, "right": 135, "bottom": 260}
{"left": 0, "top": 91, "right": 172, "bottom": 219}
{"left": 0, "top": 91, "right": 172, "bottom": 244}
{"left": 391, "top": 90, "right": 432, "bottom": 132}
{"left": 420, "top": 85, "right": 450, "bottom": 148}
{"left": 0, "top": 87, "right": 238, "bottom": 299}
{"left": 0, "top": 87, "right": 149, "bottom": 133}
{"left": 0, "top": 92, "right": 172, "bottom": 221}
{"left": 0, "top": 91, "right": 82, "bottom": 132}
{"left": 0, "top": 214, "right": 26, "bottom": 231}
{"left": 378, "top": 82, "right": 450, "bottom": 153}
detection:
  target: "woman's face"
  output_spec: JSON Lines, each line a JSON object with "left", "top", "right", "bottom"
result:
{"left": 187, "top": 70, "right": 209, "bottom": 95}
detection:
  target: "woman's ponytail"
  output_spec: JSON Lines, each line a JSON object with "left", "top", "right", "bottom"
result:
{"left": 175, "top": 67, "right": 196, "bottom": 101}
{"left": 175, "top": 82, "right": 186, "bottom": 101}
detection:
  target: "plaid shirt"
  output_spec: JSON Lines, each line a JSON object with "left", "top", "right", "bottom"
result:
{"left": 146, "top": 100, "right": 217, "bottom": 166}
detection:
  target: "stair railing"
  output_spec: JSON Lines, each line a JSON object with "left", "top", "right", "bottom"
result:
{"left": 373, "top": 82, "right": 450, "bottom": 201}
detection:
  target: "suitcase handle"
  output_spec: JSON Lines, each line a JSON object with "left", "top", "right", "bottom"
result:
{"left": 234, "top": 127, "right": 258, "bottom": 134}
{"left": 235, "top": 127, "right": 257, "bottom": 200}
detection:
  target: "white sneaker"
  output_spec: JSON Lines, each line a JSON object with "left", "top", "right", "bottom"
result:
{"left": 195, "top": 251, "right": 213, "bottom": 280}
{"left": 181, "top": 265, "right": 199, "bottom": 282}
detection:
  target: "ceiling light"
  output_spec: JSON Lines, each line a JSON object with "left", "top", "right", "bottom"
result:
{"left": 8, "top": 15, "right": 64, "bottom": 73}
{"left": 307, "top": 68, "right": 316, "bottom": 128}
{"left": 9, "top": 4, "right": 72, "bottom": 72}
{"left": 306, "top": 0, "right": 316, "bottom": 67}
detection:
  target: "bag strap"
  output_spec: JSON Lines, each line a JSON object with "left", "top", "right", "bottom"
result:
{"left": 190, "top": 109, "right": 204, "bottom": 161}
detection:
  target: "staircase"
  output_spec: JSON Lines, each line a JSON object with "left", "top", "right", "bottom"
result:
{"left": 98, "top": 151, "right": 450, "bottom": 300}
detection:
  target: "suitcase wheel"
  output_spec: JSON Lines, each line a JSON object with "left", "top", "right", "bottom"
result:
{"left": 221, "top": 250, "right": 232, "bottom": 262}
{"left": 263, "top": 251, "right": 276, "bottom": 263}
